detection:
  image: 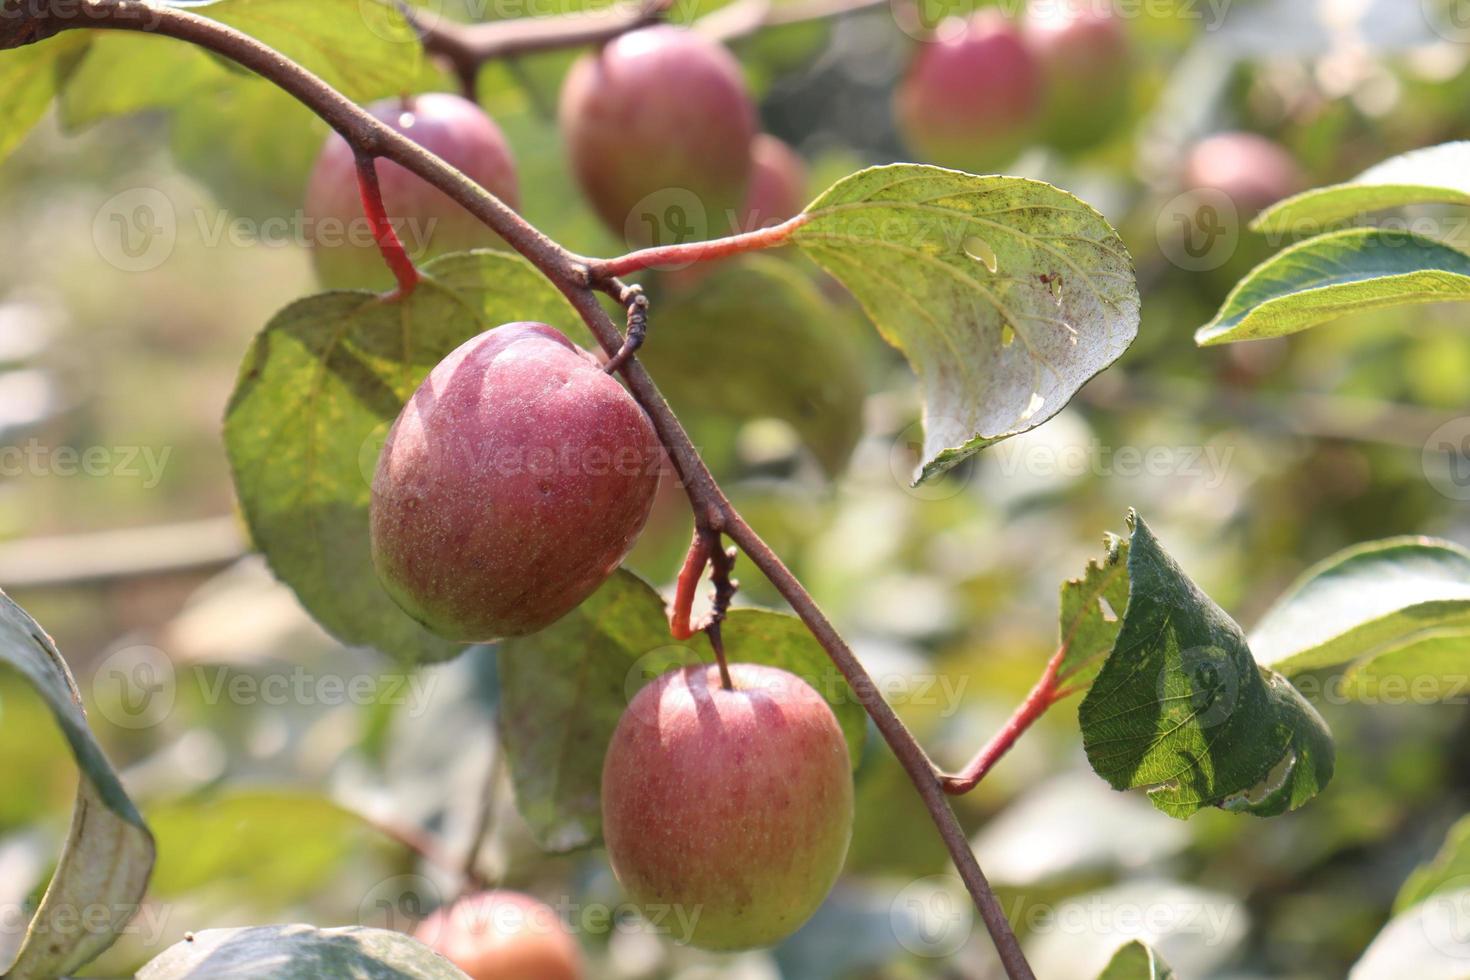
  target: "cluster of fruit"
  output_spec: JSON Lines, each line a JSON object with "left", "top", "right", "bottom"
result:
{"left": 303, "top": 25, "right": 806, "bottom": 290}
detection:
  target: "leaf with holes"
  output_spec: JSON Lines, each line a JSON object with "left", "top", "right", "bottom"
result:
{"left": 1079, "top": 513, "right": 1334, "bottom": 819}
{"left": 1254, "top": 141, "right": 1470, "bottom": 235}
{"left": 224, "top": 251, "right": 583, "bottom": 665}
{"left": 136, "top": 925, "right": 470, "bottom": 979}
{"left": 1249, "top": 537, "right": 1470, "bottom": 700}
{"left": 0, "top": 589, "right": 154, "bottom": 978}
{"left": 1195, "top": 229, "right": 1470, "bottom": 346}
{"left": 1056, "top": 532, "right": 1130, "bottom": 693}
{"left": 498, "top": 569, "right": 865, "bottom": 852}
{"left": 791, "top": 165, "right": 1139, "bottom": 484}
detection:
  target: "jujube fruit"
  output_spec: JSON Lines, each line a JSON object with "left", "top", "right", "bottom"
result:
{"left": 413, "top": 891, "right": 583, "bottom": 980}
{"left": 370, "top": 322, "right": 660, "bottom": 641}
{"left": 894, "top": 11, "right": 1044, "bottom": 174}
{"left": 1182, "top": 131, "right": 1305, "bottom": 215}
{"left": 560, "top": 26, "right": 756, "bottom": 245}
{"left": 1024, "top": 0, "right": 1132, "bottom": 153}
{"left": 602, "top": 663, "right": 854, "bottom": 951}
{"left": 305, "top": 93, "right": 520, "bottom": 291}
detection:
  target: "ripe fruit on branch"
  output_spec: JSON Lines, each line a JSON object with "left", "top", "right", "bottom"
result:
{"left": 560, "top": 26, "right": 757, "bottom": 246}
{"left": 413, "top": 891, "right": 583, "bottom": 980}
{"left": 1182, "top": 132, "right": 1305, "bottom": 215}
{"left": 1024, "top": 0, "right": 1132, "bottom": 153}
{"left": 602, "top": 663, "right": 853, "bottom": 951}
{"left": 305, "top": 93, "right": 520, "bottom": 290}
{"left": 370, "top": 322, "right": 660, "bottom": 642}
{"left": 742, "top": 134, "right": 808, "bottom": 231}
{"left": 894, "top": 11, "right": 1043, "bottom": 174}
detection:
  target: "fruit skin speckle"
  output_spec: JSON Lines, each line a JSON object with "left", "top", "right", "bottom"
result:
{"left": 370, "top": 321, "right": 661, "bottom": 642}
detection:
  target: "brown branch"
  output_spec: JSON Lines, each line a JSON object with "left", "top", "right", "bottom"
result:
{"left": 8, "top": 4, "right": 1035, "bottom": 976}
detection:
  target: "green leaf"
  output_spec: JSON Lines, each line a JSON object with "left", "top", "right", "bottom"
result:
{"left": 1056, "top": 532, "right": 1130, "bottom": 692}
{"left": 0, "top": 33, "right": 89, "bottom": 166}
{"left": 791, "top": 165, "right": 1139, "bottom": 483}
{"left": 194, "top": 0, "right": 421, "bottom": 102}
{"left": 1249, "top": 537, "right": 1470, "bottom": 696}
{"left": 1078, "top": 513, "right": 1335, "bottom": 819}
{"left": 1254, "top": 141, "right": 1470, "bottom": 235}
{"left": 1395, "top": 813, "right": 1470, "bottom": 915}
{"left": 1194, "top": 229, "right": 1470, "bottom": 346}
{"left": 1348, "top": 888, "right": 1470, "bottom": 980}
{"left": 146, "top": 791, "right": 401, "bottom": 908}
{"left": 223, "top": 251, "right": 582, "bottom": 665}
{"left": 644, "top": 257, "right": 867, "bottom": 476}
{"left": 135, "top": 925, "right": 471, "bottom": 979}
{"left": 1098, "top": 940, "right": 1177, "bottom": 980}
{"left": 498, "top": 569, "right": 865, "bottom": 852}
{"left": 0, "top": 590, "right": 154, "bottom": 978}
{"left": 58, "top": 34, "right": 228, "bottom": 131}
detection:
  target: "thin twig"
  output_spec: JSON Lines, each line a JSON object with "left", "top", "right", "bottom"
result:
{"left": 941, "top": 647, "right": 1068, "bottom": 796}
{"left": 7, "top": 5, "right": 1035, "bottom": 975}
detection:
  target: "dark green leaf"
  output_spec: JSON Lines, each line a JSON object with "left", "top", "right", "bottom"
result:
{"left": 644, "top": 257, "right": 867, "bottom": 476}
{"left": 498, "top": 569, "right": 865, "bottom": 852}
{"left": 135, "top": 924, "right": 471, "bottom": 979}
{"left": 0, "top": 590, "right": 154, "bottom": 978}
{"left": 223, "top": 251, "right": 582, "bottom": 664}
{"left": 1079, "top": 513, "right": 1334, "bottom": 818}
{"left": 1195, "top": 229, "right": 1470, "bottom": 346}
{"left": 791, "top": 165, "right": 1139, "bottom": 483}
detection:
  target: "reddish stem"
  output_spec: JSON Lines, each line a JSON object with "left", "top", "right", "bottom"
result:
{"left": 669, "top": 530, "right": 712, "bottom": 641}
{"left": 587, "top": 214, "right": 810, "bottom": 280}
{"left": 355, "top": 151, "right": 420, "bottom": 298}
{"left": 941, "top": 646, "right": 1069, "bottom": 795}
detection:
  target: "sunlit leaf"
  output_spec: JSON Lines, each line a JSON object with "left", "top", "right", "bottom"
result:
{"left": 1056, "top": 532, "right": 1130, "bottom": 692}
{"left": 1395, "top": 813, "right": 1470, "bottom": 915}
{"left": 1097, "top": 940, "right": 1177, "bottom": 980}
{"left": 1254, "top": 141, "right": 1470, "bottom": 235}
{"left": 1348, "top": 888, "right": 1470, "bottom": 980}
{"left": 1250, "top": 537, "right": 1470, "bottom": 699}
{"left": 0, "top": 33, "right": 89, "bottom": 165}
{"left": 0, "top": 590, "right": 154, "bottom": 978}
{"left": 498, "top": 569, "right": 865, "bottom": 852}
{"left": 1195, "top": 229, "right": 1470, "bottom": 346}
{"left": 1079, "top": 513, "right": 1334, "bottom": 818}
{"left": 791, "top": 165, "right": 1139, "bottom": 483}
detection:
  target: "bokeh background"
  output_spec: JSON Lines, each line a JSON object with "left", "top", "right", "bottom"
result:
{"left": 2, "top": 0, "right": 1469, "bottom": 976}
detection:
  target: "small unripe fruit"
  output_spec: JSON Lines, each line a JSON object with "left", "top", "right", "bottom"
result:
{"left": 305, "top": 93, "right": 520, "bottom": 290}
{"left": 560, "top": 26, "right": 756, "bottom": 245}
{"left": 894, "top": 11, "right": 1043, "bottom": 174}
{"left": 742, "top": 134, "right": 808, "bottom": 231}
{"left": 1182, "top": 132, "right": 1305, "bottom": 215}
{"left": 602, "top": 664, "right": 854, "bottom": 951}
{"left": 413, "top": 891, "right": 583, "bottom": 980}
{"left": 370, "top": 322, "right": 660, "bottom": 641}
{"left": 1024, "top": 0, "right": 1132, "bottom": 153}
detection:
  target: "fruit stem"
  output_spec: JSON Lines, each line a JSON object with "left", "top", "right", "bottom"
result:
{"left": 586, "top": 214, "right": 811, "bottom": 281}
{"left": 707, "top": 622, "right": 735, "bottom": 691}
{"left": 354, "top": 151, "right": 422, "bottom": 299}
{"left": 940, "top": 645, "right": 1068, "bottom": 795}
{"left": 669, "top": 530, "right": 712, "bottom": 641}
